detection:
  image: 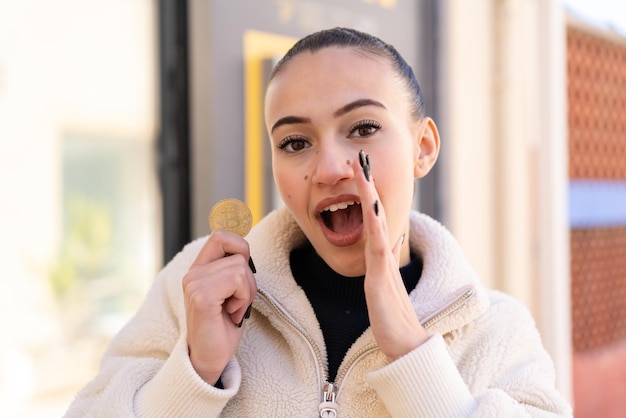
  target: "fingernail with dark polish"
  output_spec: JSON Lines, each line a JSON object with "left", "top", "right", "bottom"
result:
{"left": 248, "top": 257, "right": 256, "bottom": 274}
{"left": 237, "top": 304, "right": 253, "bottom": 328}
{"left": 359, "top": 149, "right": 366, "bottom": 168}
{"left": 358, "top": 150, "right": 371, "bottom": 181}
{"left": 374, "top": 200, "right": 379, "bottom": 216}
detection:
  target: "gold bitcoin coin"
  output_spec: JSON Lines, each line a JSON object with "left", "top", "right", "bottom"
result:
{"left": 208, "top": 198, "right": 253, "bottom": 237}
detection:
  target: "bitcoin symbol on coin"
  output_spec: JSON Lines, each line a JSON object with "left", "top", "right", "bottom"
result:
{"left": 208, "top": 198, "right": 253, "bottom": 237}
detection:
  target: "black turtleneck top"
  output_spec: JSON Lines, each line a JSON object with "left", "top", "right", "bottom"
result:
{"left": 290, "top": 241, "right": 423, "bottom": 382}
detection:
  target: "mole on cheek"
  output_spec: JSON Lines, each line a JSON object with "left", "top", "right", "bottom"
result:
{"left": 304, "top": 175, "right": 309, "bottom": 180}
{"left": 346, "top": 159, "right": 350, "bottom": 165}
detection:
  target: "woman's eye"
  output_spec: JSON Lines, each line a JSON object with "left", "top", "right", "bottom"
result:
{"left": 277, "top": 137, "right": 310, "bottom": 153}
{"left": 349, "top": 120, "right": 381, "bottom": 138}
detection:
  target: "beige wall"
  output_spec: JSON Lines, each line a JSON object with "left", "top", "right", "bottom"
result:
{"left": 438, "top": 0, "right": 572, "bottom": 400}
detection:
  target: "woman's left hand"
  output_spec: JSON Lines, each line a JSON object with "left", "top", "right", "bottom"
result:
{"left": 354, "top": 153, "right": 430, "bottom": 362}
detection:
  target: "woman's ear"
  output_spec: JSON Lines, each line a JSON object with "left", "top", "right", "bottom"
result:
{"left": 414, "top": 117, "right": 440, "bottom": 178}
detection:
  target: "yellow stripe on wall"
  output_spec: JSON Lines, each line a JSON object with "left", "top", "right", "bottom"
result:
{"left": 243, "top": 30, "right": 295, "bottom": 224}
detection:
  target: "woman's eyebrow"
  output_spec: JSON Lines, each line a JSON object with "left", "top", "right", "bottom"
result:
{"left": 333, "top": 98, "right": 386, "bottom": 118}
{"left": 270, "top": 99, "right": 385, "bottom": 133}
{"left": 271, "top": 115, "right": 311, "bottom": 133}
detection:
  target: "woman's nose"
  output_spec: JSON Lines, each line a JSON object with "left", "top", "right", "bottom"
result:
{"left": 310, "top": 142, "right": 354, "bottom": 186}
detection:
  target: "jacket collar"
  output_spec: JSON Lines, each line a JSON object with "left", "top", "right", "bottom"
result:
{"left": 247, "top": 207, "right": 489, "bottom": 340}
{"left": 406, "top": 212, "right": 489, "bottom": 335}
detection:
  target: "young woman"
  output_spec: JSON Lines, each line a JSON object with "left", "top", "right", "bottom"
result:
{"left": 65, "top": 28, "right": 572, "bottom": 417}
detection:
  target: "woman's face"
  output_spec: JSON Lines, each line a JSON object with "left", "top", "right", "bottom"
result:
{"left": 265, "top": 47, "right": 431, "bottom": 277}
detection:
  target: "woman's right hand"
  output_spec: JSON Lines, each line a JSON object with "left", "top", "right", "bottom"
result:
{"left": 182, "top": 230, "right": 257, "bottom": 385}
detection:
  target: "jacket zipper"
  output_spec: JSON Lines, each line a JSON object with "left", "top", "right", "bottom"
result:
{"left": 320, "top": 343, "right": 378, "bottom": 417}
{"left": 257, "top": 286, "right": 476, "bottom": 417}
{"left": 319, "top": 382, "right": 338, "bottom": 418}
{"left": 256, "top": 289, "right": 328, "bottom": 389}
{"left": 420, "top": 286, "right": 476, "bottom": 329}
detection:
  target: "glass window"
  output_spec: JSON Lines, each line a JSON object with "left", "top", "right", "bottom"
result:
{"left": 0, "top": 1, "right": 160, "bottom": 416}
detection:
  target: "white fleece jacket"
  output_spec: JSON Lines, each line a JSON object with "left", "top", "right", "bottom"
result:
{"left": 65, "top": 208, "right": 572, "bottom": 417}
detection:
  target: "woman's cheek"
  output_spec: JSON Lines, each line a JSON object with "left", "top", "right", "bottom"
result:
{"left": 273, "top": 168, "right": 288, "bottom": 202}
{"left": 275, "top": 167, "right": 300, "bottom": 204}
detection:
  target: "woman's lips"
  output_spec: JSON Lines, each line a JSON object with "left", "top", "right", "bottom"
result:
{"left": 316, "top": 198, "right": 364, "bottom": 247}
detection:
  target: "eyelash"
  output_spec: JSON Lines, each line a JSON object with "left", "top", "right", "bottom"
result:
{"left": 277, "top": 135, "right": 308, "bottom": 152}
{"left": 276, "top": 119, "right": 382, "bottom": 152}
{"left": 349, "top": 119, "right": 382, "bottom": 137}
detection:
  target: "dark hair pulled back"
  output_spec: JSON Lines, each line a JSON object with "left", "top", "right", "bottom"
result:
{"left": 270, "top": 27, "right": 425, "bottom": 119}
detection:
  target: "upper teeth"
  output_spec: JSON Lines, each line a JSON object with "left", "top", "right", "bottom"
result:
{"left": 322, "top": 201, "right": 356, "bottom": 212}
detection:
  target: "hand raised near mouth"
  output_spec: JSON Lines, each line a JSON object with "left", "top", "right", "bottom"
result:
{"left": 353, "top": 150, "right": 429, "bottom": 362}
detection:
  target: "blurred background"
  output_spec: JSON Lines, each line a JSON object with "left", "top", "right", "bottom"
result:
{"left": 0, "top": 0, "right": 624, "bottom": 416}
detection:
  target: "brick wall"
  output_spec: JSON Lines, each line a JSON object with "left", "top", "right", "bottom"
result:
{"left": 571, "top": 227, "right": 626, "bottom": 351}
{"left": 568, "top": 26, "right": 626, "bottom": 181}
{"left": 567, "top": 22, "right": 626, "bottom": 418}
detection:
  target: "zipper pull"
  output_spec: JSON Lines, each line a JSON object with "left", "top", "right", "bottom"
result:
{"left": 319, "top": 382, "right": 339, "bottom": 418}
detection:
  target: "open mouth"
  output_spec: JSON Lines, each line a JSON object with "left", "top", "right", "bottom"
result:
{"left": 320, "top": 201, "right": 363, "bottom": 233}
